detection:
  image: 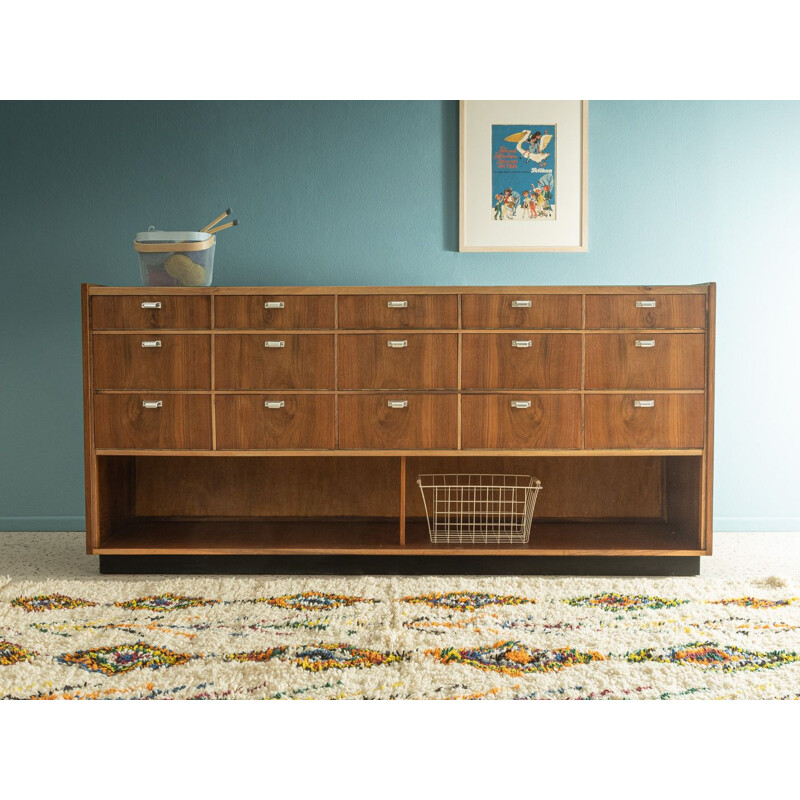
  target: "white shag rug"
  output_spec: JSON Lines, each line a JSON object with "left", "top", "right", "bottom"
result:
{"left": 1, "top": 575, "right": 799, "bottom": 699}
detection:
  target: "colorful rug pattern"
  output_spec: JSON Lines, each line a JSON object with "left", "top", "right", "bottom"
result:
{"left": 1, "top": 576, "right": 799, "bottom": 699}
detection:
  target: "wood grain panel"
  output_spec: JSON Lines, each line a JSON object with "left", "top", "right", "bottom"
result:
{"left": 92, "top": 334, "right": 211, "bottom": 390}
{"left": 215, "top": 394, "right": 335, "bottom": 449}
{"left": 405, "top": 456, "right": 664, "bottom": 519}
{"left": 585, "top": 294, "right": 706, "bottom": 329}
{"left": 98, "top": 518, "right": 700, "bottom": 555}
{"left": 666, "top": 455, "right": 702, "bottom": 545}
{"left": 94, "top": 394, "right": 212, "bottom": 449}
{"left": 82, "top": 284, "right": 97, "bottom": 550}
{"left": 461, "top": 294, "right": 582, "bottom": 329}
{"left": 95, "top": 456, "right": 134, "bottom": 549}
{"left": 585, "top": 394, "right": 705, "bottom": 449}
{"left": 585, "top": 333, "right": 705, "bottom": 389}
{"left": 100, "top": 519, "right": 402, "bottom": 553}
{"left": 214, "top": 295, "right": 335, "bottom": 329}
{"left": 338, "top": 334, "right": 458, "bottom": 389}
{"left": 87, "top": 284, "right": 712, "bottom": 296}
{"left": 215, "top": 334, "right": 334, "bottom": 390}
{"left": 339, "top": 394, "right": 458, "bottom": 449}
{"left": 402, "top": 520, "right": 701, "bottom": 556}
{"left": 92, "top": 295, "right": 211, "bottom": 329}
{"left": 703, "top": 283, "right": 716, "bottom": 551}
{"left": 134, "top": 456, "right": 401, "bottom": 517}
{"left": 461, "top": 333, "right": 582, "bottom": 389}
{"left": 462, "top": 394, "right": 581, "bottom": 449}
{"left": 338, "top": 294, "right": 458, "bottom": 329}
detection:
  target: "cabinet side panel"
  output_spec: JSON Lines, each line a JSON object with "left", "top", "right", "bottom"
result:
{"left": 82, "top": 285, "right": 97, "bottom": 552}
{"left": 704, "top": 283, "right": 716, "bottom": 552}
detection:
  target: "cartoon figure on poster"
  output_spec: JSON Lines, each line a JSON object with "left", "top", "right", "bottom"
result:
{"left": 491, "top": 124, "right": 555, "bottom": 220}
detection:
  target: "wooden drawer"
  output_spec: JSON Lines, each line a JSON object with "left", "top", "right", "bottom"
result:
{"left": 585, "top": 394, "right": 705, "bottom": 449}
{"left": 92, "top": 334, "right": 211, "bottom": 390}
{"left": 462, "top": 394, "right": 581, "bottom": 450}
{"left": 214, "top": 334, "right": 334, "bottom": 390}
{"left": 338, "top": 334, "right": 458, "bottom": 390}
{"left": 585, "top": 333, "right": 705, "bottom": 389}
{"left": 586, "top": 294, "right": 706, "bottom": 329}
{"left": 93, "top": 394, "right": 211, "bottom": 450}
{"left": 338, "top": 294, "right": 458, "bottom": 329}
{"left": 461, "top": 294, "right": 582, "bottom": 329}
{"left": 461, "top": 333, "right": 582, "bottom": 389}
{"left": 91, "top": 295, "right": 211, "bottom": 330}
{"left": 339, "top": 394, "right": 458, "bottom": 449}
{"left": 215, "top": 394, "right": 335, "bottom": 449}
{"left": 215, "top": 295, "right": 335, "bottom": 329}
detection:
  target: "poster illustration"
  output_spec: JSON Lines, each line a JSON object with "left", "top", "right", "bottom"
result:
{"left": 491, "top": 124, "right": 556, "bottom": 221}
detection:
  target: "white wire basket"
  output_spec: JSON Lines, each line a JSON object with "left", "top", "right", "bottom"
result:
{"left": 416, "top": 474, "right": 542, "bottom": 545}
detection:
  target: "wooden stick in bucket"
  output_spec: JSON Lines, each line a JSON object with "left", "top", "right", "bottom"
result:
{"left": 207, "top": 219, "right": 239, "bottom": 235}
{"left": 201, "top": 208, "right": 232, "bottom": 232}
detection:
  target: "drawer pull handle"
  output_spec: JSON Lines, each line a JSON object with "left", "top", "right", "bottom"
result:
{"left": 636, "top": 300, "right": 657, "bottom": 308}
{"left": 387, "top": 340, "right": 408, "bottom": 348}
{"left": 635, "top": 339, "right": 656, "bottom": 348}
{"left": 141, "top": 401, "right": 162, "bottom": 409}
{"left": 511, "top": 300, "right": 532, "bottom": 308}
{"left": 387, "top": 300, "right": 408, "bottom": 308}
{"left": 141, "top": 301, "right": 161, "bottom": 310}
{"left": 387, "top": 400, "right": 408, "bottom": 409}
{"left": 634, "top": 400, "right": 655, "bottom": 408}
{"left": 510, "top": 400, "right": 532, "bottom": 409}
{"left": 265, "top": 340, "right": 286, "bottom": 348}
{"left": 512, "top": 340, "right": 532, "bottom": 348}
{"left": 264, "top": 301, "right": 285, "bottom": 309}
{"left": 141, "top": 340, "right": 162, "bottom": 348}
{"left": 264, "top": 401, "right": 285, "bottom": 409}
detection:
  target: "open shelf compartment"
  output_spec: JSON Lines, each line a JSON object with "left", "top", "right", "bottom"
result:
{"left": 92, "top": 453, "right": 705, "bottom": 557}
{"left": 94, "top": 455, "right": 404, "bottom": 554}
{"left": 405, "top": 455, "right": 704, "bottom": 556}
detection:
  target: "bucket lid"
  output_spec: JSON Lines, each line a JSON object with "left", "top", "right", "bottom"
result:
{"left": 135, "top": 229, "right": 214, "bottom": 244}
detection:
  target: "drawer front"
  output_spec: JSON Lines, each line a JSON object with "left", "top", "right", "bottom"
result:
{"left": 91, "top": 295, "right": 211, "bottom": 330}
{"left": 339, "top": 394, "right": 458, "bottom": 449}
{"left": 461, "top": 294, "right": 582, "bottom": 329}
{"left": 338, "top": 294, "right": 458, "bottom": 329}
{"left": 215, "top": 394, "right": 335, "bottom": 449}
{"left": 215, "top": 295, "right": 335, "bottom": 329}
{"left": 585, "top": 294, "right": 706, "bottom": 329}
{"left": 214, "top": 334, "right": 334, "bottom": 390}
{"left": 585, "top": 394, "right": 705, "bottom": 449}
{"left": 462, "top": 394, "right": 581, "bottom": 449}
{"left": 92, "top": 334, "right": 211, "bottom": 390}
{"left": 94, "top": 394, "right": 212, "bottom": 449}
{"left": 461, "top": 333, "right": 582, "bottom": 389}
{"left": 585, "top": 333, "right": 705, "bottom": 389}
{"left": 338, "top": 334, "right": 458, "bottom": 390}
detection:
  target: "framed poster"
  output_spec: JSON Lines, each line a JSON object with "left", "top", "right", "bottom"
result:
{"left": 459, "top": 100, "right": 588, "bottom": 252}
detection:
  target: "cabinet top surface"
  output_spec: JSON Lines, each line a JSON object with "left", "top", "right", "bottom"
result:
{"left": 86, "top": 284, "right": 714, "bottom": 295}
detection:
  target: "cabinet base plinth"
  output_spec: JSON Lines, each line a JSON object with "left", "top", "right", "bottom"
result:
{"left": 99, "top": 554, "right": 700, "bottom": 576}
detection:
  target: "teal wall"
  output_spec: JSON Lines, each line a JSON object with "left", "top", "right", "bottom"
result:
{"left": 1, "top": 100, "right": 798, "bottom": 531}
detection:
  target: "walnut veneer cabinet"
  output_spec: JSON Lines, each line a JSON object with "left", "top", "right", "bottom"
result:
{"left": 81, "top": 284, "right": 715, "bottom": 573}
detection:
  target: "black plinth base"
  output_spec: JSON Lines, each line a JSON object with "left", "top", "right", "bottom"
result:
{"left": 99, "top": 554, "right": 701, "bottom": 577}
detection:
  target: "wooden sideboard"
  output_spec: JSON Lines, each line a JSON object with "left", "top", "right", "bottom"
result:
{"left": 81, "top": 284, "right": 715, "bottom": 572}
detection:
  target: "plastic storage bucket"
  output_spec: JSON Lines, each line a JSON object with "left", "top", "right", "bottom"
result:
{"left": 134, "top": 230, "right": 216, "bottom": 287}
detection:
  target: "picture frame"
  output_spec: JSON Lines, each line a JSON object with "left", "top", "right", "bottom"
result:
{"left": 459, "top": 100, "right": 588, "bottom": 252}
